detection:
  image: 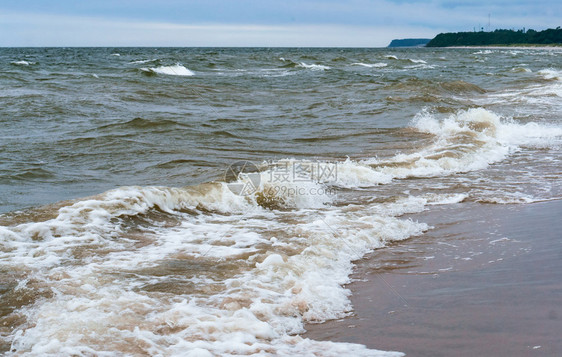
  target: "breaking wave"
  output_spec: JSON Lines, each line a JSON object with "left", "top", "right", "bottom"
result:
{"left": 364, "top": 108, "right": 562, "bottom": 179}
{"left": 1, "top": 106, "right": 561, "bottom": 356}
{"left": 10, "top": 60, "right": 35, "bottom": 66}
{"left": 140, "top": 64, "right": 195, "bottom": 76}
{"left": 297, "top": 62, "right": 331, "bottom": 71}
{"left": 352, "top": 62, "right": 388, "bottom": 68}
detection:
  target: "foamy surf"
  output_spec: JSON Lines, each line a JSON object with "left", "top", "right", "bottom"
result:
{"left": 130, "top": 59, "right": 158, "bottom": 64}
{"left": 364, "top": 108, "right": 562, "bottom": 180}
{"left": 538, "top": 68, "right": 561, "bottom": 80}
{"left": 297, "top": 62, "right": 331, "bottom": 70}
{"left": 4, "top": 104, "right": 560, "bottom": 354}
{"left": 264, "top": 109, "right": 562, "bottom": 191}
{"left": 1, "top": 181, "right": 423, "bottom": 356}
{"left": 141, "top": 64, "right": 195, "bottom": 76}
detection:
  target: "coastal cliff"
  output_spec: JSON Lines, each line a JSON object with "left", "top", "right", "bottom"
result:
{"left": 388, "top": 38, "right": 431, "bottom": 47}
{"left": 426, "top": 28, "right": 562, "bottom": 47}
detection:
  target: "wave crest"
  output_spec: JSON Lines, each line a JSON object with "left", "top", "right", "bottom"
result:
{"left": 140, "top": 64, "right": 194, "bottom": 76}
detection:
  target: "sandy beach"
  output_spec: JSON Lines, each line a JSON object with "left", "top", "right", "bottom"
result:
{"left": 305, "top": 199, "right": 562, "bottom": 356}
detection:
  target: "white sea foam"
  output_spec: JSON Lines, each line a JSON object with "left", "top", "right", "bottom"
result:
{"left": 408, "top": 59, "right": 427, "bottom": 64}
{"left": 2, "top": 181, "right": 422, "bottom": 356}
{"left": 404, "top": 64, "right": 435, "bottom": 70}
{"left": 385, "top": 55, "right": 398, "bottom": 60}
{"left": 297, "top": 62, "right": 331, "bottom": 70}
{"left": 11, "top": 60, "right": 35, "bottom": 66}
{"left": 538, "top": 68, "right": 561, "bottom": 80}
{"left": 352, "top": 62, "right": 388, "bottom": 68}
{"left": 143, "top": 64, "right": 195, "bottom": 76}
{"left": 484, "top": 68, "right": 562, "bottom": 105}
{"left": 363, "top": 108, "right": 562, "bottom": 179}
{"left": 424, "top": 193, "right": 468, "bottom": 205}
{"left": 130, "top": 59, "right": 157, "bottom": 64}
{"left": 237, "top": 108, "right": 562, "bottom": 193}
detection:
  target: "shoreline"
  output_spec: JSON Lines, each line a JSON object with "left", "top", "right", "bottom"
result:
{"left": 445, "top": 45, "right": 562, "bottom": 50}
{"left": 304, "top": 200, "right": 562, "bottom": 356}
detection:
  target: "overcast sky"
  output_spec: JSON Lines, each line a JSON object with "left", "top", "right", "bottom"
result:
{"left": 1, "top": 0, "right": 560, "bottom": 47}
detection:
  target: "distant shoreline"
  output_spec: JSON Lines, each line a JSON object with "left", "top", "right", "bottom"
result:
{"left": 447, "top": 45, "right": 562, "bottom": 50}
{"left": 425, "top": 28, "right": 562, "bottom": 47}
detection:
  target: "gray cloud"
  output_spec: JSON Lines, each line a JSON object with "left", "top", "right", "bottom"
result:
{"left": 0, "top": 1, "right": 559, "bottom": 46}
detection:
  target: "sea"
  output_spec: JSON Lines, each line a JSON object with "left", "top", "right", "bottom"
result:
{"left": 0, "top": 47, "right": 561, "bottom": 356}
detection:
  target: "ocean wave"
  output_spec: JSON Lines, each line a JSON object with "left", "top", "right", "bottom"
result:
{"left": 278, "top": 58, "right": 331, "bottom": 71}
{"left": 404, "top": 64, "right": 435, "bottom": 70}
{"left": 352, "top": 62, "right": 388, "bottom": 68}
{"left": 385, "top": 79, "right": 486, "bottom": 94}
{"left": 538, "top": 68, "right": 561, "bottom": 80}
{"left": 140, "top": 64, "right": 194, "bottom": 76}
{"left": 511, "top": 67, "right": 531, "bottom": 73}
{"left": 3, "top": 107, "right": 560, "bottom": 355}
{"left": 1, "top": 179, "right": 420, "bottom": 356}
{"left": 130, "top": 58, "right": 158, "bottom": 64}
{"left": 260, "top": 110, "right": 561, "bottom": 192}
{"left": 95, "top": 117, "right": 192, "bottom": 131}
{"left": 2, "top": 167, "right": 56, "bottom": 181}
{"left": 364, "top": 108, "right": 562, "bottom": 179}
{"left": 473, "top": 50, "right": 494, "bottom": 55}
{"left": 297, "top": 62, "right": 331, "bottom": 70}
{"left": 11, "top": 60, "right": 36, "bottom": 66}
{"left": 486, "top": 69, "right": 562, "bottom": 103}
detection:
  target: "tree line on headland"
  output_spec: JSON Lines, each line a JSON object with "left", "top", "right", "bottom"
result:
{"left": 426, "top": 27, "right": 562, "bottom": 47}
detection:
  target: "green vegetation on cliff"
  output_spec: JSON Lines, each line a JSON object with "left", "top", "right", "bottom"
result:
{"left": 388, "top": 38, "right": 431, "bottom": 47}
{"left": 426, "top": 27, "right": 562, "bottom": 47}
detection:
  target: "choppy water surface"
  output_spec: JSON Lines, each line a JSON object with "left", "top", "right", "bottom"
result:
{"left": 0, "top": 47, "right": 561, "bottom": 355}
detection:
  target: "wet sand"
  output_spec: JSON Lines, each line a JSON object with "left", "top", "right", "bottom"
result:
{"left": 304, "top": 200, "right": 562, "bottom": 356}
